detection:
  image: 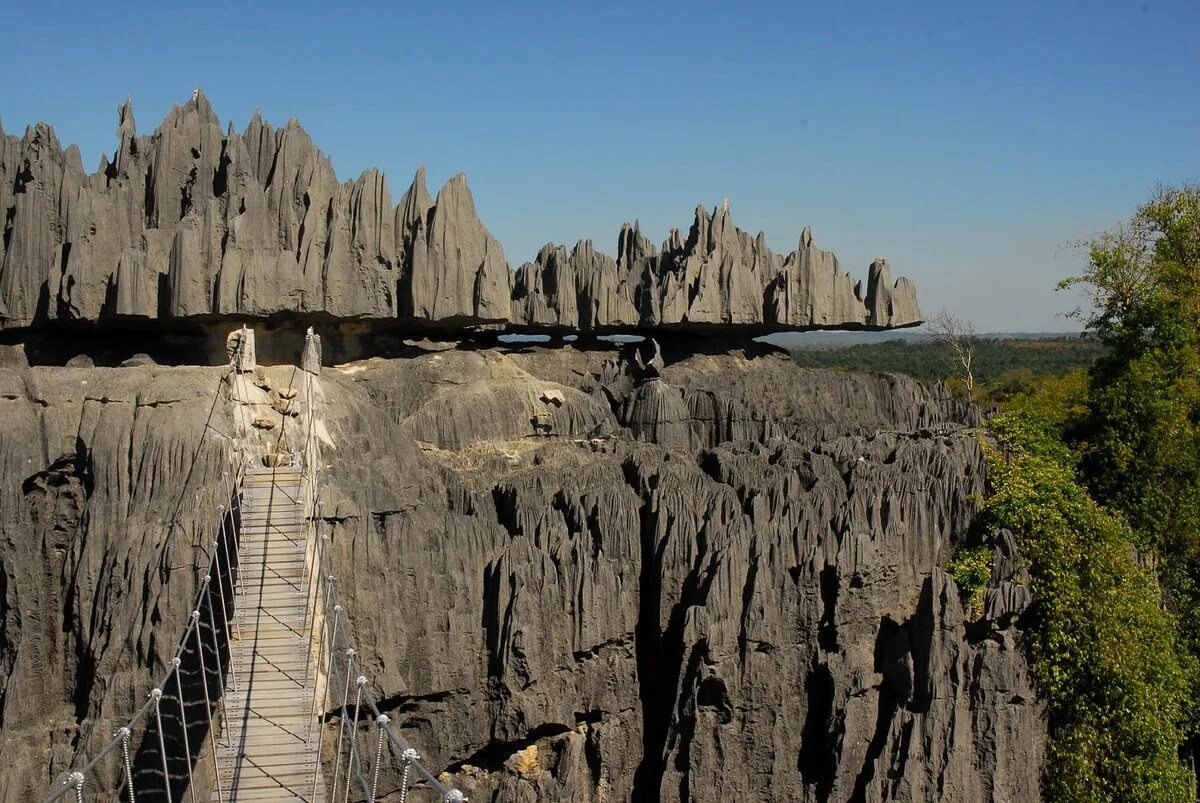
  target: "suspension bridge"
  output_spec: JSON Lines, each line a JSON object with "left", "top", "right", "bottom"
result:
{"left": 43, "top": 330, "right": 465, "bottom": 803}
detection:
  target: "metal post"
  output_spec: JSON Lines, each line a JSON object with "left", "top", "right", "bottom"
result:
{"left": 300, "top": 502, "right": 319, "bottom": 633}
{"left": 220, "top": 497, "right": 241, "bottom": 598}
{"left": 209, "top": 553, "right": 238, "bottom": 689}
{"left": 217, "top": 517, "right": 239, "bottom": 637}
{"left": 66, "top": 772, "right": 84, "bottom": 803}
{"left": 343, "top": 677, "right": 366, "bottom": 803}
{"left": 204, "top": 577, "right": 233, "bottom": 739}
{"left": 310, "top": 589, "right": 332, "bottom": 766}
{"left": 304, "top": 579, "right": 333, "bottom": 803}
{"left": 398, "top": 748, "right": 418, "bottom": 803}
{"left": 309, "top": 598, "right": 338, "bottom": 719}
{"left": 303, "top": 564, "right": 321, "bottom": 685}
{"left": 231, "top": 472, "right": 245, "bottom": 599}
{"left": 206, "top": 561, "right": 236, "bottom": 691}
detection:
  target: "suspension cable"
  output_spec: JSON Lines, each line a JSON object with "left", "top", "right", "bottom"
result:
{"left": 192, "top": 608, "right": 224, "bottom": 803}
{"left": 46, "top": 334, "right": 466, "bottom": 803}
{"left": 117, "top": 727, "right": 134, "bottom": 803}
{"left": 307, "top": 505, "right": 465, "bottom": 802}
{"left": 370, "top": 714, "right": 389, "bottom": 802}
{"left": 151, "top": 688, "right": 172, "bottom": 803}
{"left": 171, "top": 657, "right": 197, "bottom": 803}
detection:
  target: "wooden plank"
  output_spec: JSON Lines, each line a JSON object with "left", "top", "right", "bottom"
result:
{"left": 219, "top": 771, "right": 319, "bottom": 789}
{"left": 218, "top": 737, "right": 314, "bottom": 752}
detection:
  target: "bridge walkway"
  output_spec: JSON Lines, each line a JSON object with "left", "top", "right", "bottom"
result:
{"left": 213, "top": 463, "right": 324, "bottom": 802}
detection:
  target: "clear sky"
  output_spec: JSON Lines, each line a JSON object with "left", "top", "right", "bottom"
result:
{"left": 1, "top": 1, "right": 1196, "bottom": 332}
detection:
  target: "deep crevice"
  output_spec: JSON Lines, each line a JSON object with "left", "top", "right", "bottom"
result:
{"left": 798, "top": 659, "right": 839, "bottom": 801}
{"left": 818, "top": 564, "right": 840, "bottom": 652}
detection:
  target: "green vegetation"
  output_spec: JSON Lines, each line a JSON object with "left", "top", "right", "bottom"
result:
{"left": 1058, "top": 183, "right": 1200, "bottom": 797}
{"left": 789, "top": 335, "right": 1104, "bottom": 393}
{"left": 982, "top": 413, "right": 1192, "bottom": 801}
{"left": 997, "top": 368, "right": 1090, "bottom": 429}
{"left": 984, "top": 185, "right": 1200, "bottom": 799}
{"left": 944, "top": 545, "right": 991, "bottom": 617}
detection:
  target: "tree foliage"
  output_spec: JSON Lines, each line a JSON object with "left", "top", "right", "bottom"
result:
{"left": 1055, "top": 183, "right": 1200, "bottom": 796}
{"left": 997, "top": 368, "right": 1090, "bottom": 428}
{"left": 790, "top": 184, "right": 1200, "bottom": 797}
{"left": 982, "top": 413, "right": 1193, "bottom": 801}
{"left": 1065, "top": 191, "right": 1200, "bottom": 613}
{"left": 1063, "top": 184, "right": 1200, "bottom": 558}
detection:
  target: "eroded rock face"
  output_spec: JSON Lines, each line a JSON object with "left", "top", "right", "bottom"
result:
{"left": 0, "top": 93, "right": 921, "bottom": 336}
{"left": 0, "top": 365, "right": 237, "bottom": 801}
{"left": 0, "top": 343, "right": 1041, "bottom": 802}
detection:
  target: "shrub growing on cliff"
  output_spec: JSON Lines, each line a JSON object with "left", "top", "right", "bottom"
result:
{"left": 946, "top": 545, "right": 991, "bottom": 616}
{"left": 982, "top": 412, "right": 1193, "bottom": 801}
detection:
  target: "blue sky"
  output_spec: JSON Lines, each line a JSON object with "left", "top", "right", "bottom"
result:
{"left": 1, "top": 1, "right": 1196, "bottom": 331}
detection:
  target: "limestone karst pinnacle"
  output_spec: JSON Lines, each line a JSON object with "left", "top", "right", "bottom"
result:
{"left": 0, "top": 90, "right": 922, "bottom": 334}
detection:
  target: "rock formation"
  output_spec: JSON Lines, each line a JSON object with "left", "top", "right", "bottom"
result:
{"left": 0, "top": 93, "right": 921, "bottom": 337}
{"left": 0, "top": 341, "right": 1043, "bottom": 802}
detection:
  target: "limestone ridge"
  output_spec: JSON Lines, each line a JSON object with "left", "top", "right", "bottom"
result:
{"left": 0, "top": 91, "right": 922, "bottom": 334}
{"left": 0, "top": 347, "right": 1040, "bottom": 801}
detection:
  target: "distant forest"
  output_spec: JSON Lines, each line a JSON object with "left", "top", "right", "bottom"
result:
{"left": 788, "top": 336, "right": 1104, "bottom": 387}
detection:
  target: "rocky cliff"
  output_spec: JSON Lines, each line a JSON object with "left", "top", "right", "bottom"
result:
{"left": 0, "top": 92, "right": 920, "bottom": 338}
{"left": 0, "top": 340, "right": 1044, "bottom": 801}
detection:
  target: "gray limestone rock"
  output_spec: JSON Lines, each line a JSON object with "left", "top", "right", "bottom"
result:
{"left": 0, "top": 365, "right": 238, "bottom": 801}
{"left": 408, "top": 172, "right": 513, "bottom": 324}
{"left": 0, "top": 347, "right": 1042, "bottom": 802}
{"left": 0, "top": 93, "right": 922, "bottom": 339}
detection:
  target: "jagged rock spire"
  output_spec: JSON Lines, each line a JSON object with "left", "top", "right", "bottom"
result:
{"left": 0, "top": 92, "right": 922, "bottom": 334}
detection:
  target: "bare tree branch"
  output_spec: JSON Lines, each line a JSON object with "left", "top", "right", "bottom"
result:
{"left": 925, "top": 309, "right": 978, "bottom": 396}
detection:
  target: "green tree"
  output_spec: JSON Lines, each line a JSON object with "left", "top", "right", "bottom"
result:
{"left": 1060, "top": 183, "right": 1200, "bottom": 785}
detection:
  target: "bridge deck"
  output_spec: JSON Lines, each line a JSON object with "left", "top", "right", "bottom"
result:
{"left": 213, "top": 465, "right": 324, "bottom": 802}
